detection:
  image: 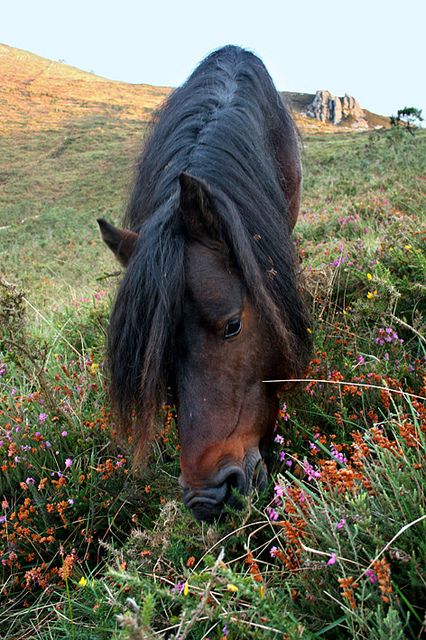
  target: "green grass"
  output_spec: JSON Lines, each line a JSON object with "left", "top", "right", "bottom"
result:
{"left": 0, "top": 118, "right": 425, "bottom": 639}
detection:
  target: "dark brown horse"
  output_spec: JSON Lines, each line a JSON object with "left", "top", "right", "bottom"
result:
{"left": 98, "top": 46, "right": 310, "bottom": 521}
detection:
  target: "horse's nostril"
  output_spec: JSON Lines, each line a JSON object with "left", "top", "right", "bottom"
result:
{"left": 222, "top": 468, "right": 247, "bottom": 507}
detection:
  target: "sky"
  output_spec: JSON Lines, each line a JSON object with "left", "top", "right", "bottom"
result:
{"left": 1, "top": 0, "right": 425, "bottom": 118}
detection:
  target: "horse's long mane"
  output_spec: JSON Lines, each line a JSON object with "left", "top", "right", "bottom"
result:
{"left": 108, "top": 46, "right": 310, "bottom": 457}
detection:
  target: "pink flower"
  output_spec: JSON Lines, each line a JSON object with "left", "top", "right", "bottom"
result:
{"left": 270, "top": 546, "right": 278, "bottom": 558}
{"left": 336, "top": 517, "right": 346, "bottom": 530}
{"left": 365, "top": 569, "right": 378, "bottom": 584}
{"left": 327, "top": 552, "right": 337, "bottom": 565}
{"left": 64, "top": 458, "right": 73, "bottom": 469}
{"left": 39, "top": 413, "right": 48, "bottom": 423}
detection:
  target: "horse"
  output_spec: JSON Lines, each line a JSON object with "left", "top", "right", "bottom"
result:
{"left": 98, "top": 45, "right": 310, "bottom": 522}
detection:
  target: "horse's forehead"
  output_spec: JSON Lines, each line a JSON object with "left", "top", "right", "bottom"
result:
{"left": 185, "top": 242, "right": 242, "bottom": 306}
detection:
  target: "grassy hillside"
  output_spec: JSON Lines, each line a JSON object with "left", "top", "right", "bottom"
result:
{"left": 0, "top": 44, "right": 425, "bottom": 640}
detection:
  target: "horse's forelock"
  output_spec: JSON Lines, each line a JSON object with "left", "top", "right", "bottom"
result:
{"left": 108, "top": 205, "right": 185, "bottom": 460}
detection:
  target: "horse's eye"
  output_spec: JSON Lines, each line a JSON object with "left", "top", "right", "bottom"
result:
{"left": 224, "top": 317, "right": 242, "bottom": 339}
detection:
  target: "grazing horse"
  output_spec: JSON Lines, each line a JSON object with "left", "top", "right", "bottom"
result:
{"left": 98, "top": 45, "right": 310, "bottom": 522}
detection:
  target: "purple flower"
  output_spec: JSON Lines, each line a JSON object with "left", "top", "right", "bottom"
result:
{"left": 336, "top": 517, "right": 346, "bottom": 530}
{"left": 330, "top": 446, "right": 348, "bottom": 465}
{"left": 0, "top": 363, "right": 6, "bottom": 376}
{"left": 25, "top": 477, "right": 35, "bottom": 486}
{"left": 64, "top": 458, "right": 73, "bottom": 469}
{"left": 278, "top": 450, "right": 286, "bottom": 461}
{"left": 171, "top": 580, "right": 185, "bottom": 594}
{"left": 365, "top": 569, "right": 378, "bottom": 584}
{"left": 274, "top": 484, "right": 284, "bottom": 498}
{"left": 39, "top": 413, "right": 48, "bottom": 423}
{"left": 0, "top": 515, "right": 6, "bottom": 524}
{"left": 267, "top": 507, "right": 279, "bottom": 521}
{"left": 274, "top": 434, "right": 284, "bottom": 445}
{"left": 303, "top": 462, "right": 322, "bottom": 481}
{"left": 270, "top": 546, "right": 278, "bottom": 558}
{"left": 327, "top": 552, "right": 337, "bottom": 565}
{"left": 61, "top": 431, "right": 68, "bottom": 437}
{"left": 222, "top": 625, "right": 229, "bottom": 637}
{"left": 356, "top": 355, "right": 366, "bottom": 365}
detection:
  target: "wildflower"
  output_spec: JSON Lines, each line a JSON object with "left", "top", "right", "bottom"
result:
{"left": 274, "top": 484, "right": 284, "bottom": 498}
{"left": 367, "top": 290, "right": 378, "bottom": 299}
{"left": 39, "top": 413, "right": 48, "bottom": 423}
{"left": 183, "top": 581, "right": 189, "bottom": 596}
{"left": 222, "top": 625, "right": 229, "bottom": 637}
{"left": 278, "top": 450, "right": 286, "bottom": 462}
{"left": 25, "top": 477, "right": 35, "bottom": 486}
{"left": 61, "top": 431, "right": 68, "bottom": 437}
{"left": 78, "top": 576, "right": 88, "bottom": 587}
{"left": 279, "top": 402, "right": 289, "bottom": 421}
{"left": 365, "top": 569, "right": 378, "bottom": 584}
{"left": 171, "top": 580, "right": 185, "bottom": 594}
{"left": 267, "top": 507, "right": 279, "bottom": 521}
{"left": 0, "top": 363, "right": 6, "bottom": 376}
{"left": 303, "top": 461, "right": 322, "bottom": 481}
{"left": 274, "top": 434, "right": 284, "bottom": 444}
{"left": 64, "top": 458, "right": 73, "bottom": 469}
{"left": 270, "top": 546, "right": 278, "bottom": 558}
{"left": 0, "top": 516, "right": 6, "bottom": 524}
{"left": 226, "top": 583, "right": 238, "bottom": 593}
{"left": 327, "top": 552, "right": 337, "bottom": 565}
{"left": 330, "top": 446, "right": 348, "bottom": 465}
{"left": 367, "top": 273, "right": 372, "bottom": 280}
{"left": 356, "top": 355, "right": 365, "bottom": 365}
{"left": 336, "top": 518, "right": 346, "bottom": 530}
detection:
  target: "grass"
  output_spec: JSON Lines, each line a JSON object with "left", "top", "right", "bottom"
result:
{"left": 0, "top": 116, "right": 425, "bottom": 639}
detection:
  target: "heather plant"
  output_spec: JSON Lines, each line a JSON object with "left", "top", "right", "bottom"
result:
{"left": 0, "top": 128, "right": 425, "bottom": 638}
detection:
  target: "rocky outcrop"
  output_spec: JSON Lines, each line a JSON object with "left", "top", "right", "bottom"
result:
{"left": 305, "top": 90, "right": 368, "bottom": 128}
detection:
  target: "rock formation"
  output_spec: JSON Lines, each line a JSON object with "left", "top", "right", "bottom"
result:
{"left": 306, "top": 90, "right": 368, "bottom": 128}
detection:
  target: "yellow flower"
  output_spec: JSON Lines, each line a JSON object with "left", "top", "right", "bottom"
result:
{"left": 183, "top": 581, "right": 189, "bottom": 597}
{"left": 367, "top": 273, "right": 372, "bottom": 280}
{"left": 367, "top": 290, "right": 378, "bottom": 299}
{"left": 78, "top": 576, "right": 87, "bottom": 587}
{"left": 404, "top": 244, "right": 412, "bottom": 251}
{"left": 259, "top": 584, "right": 265, "bottom": 598}
{"left": 226, "top": 583, "right": 239, "bottom": 593}
{"left": 89, "top": 363, "right": 99, "bottom": 375}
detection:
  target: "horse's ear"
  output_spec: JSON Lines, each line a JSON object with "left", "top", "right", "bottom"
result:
{"left": 179, "top": 173, "right": 222, "bottom": 243}
{"left": 97, "top": 218, "right": 138, "bottom": 267}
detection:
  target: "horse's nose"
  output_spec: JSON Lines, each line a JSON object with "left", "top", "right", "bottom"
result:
{"left": 180, "top": 465, "right": 247, "bottom": 522}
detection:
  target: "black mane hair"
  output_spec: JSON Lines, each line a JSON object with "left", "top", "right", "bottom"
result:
{"left": 108, "top": 45, "right": 310, "bottom": 457}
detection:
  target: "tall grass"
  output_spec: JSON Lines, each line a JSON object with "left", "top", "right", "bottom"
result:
{"left": 0, "top": 126, "right": 425, "bottom": 638}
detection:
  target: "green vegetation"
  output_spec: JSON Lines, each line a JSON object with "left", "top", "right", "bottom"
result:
{"left": 1, "top": 117, "right": 425, "bottom": 638}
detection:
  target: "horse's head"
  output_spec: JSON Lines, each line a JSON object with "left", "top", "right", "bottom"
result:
{"left": 99, "top": 173, "right": 304, "bottom": 522}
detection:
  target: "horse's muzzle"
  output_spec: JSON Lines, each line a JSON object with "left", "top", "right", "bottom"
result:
{"left": 180, "top": 448, "right": 268, "bottom": 522}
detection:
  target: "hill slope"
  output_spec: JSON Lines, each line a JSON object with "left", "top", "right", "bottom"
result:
{"left": 0, "top": 43, "right": 170, "bottom": 134}
{"left": 0, "top": 43, "right": 388, "bottom": 135}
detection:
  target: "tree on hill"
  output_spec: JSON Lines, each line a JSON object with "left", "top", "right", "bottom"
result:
{"left": 390, "top": 107, "right": 423, "bottom": 134}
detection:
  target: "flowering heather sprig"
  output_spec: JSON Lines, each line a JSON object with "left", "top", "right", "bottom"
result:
{"left": 365, "top": 569, "right": 378, "bottom": 584}
{"left": 375, "top": 327, "right": 403, "bottom": 346}
{"left": 330, "top": 445, "right": 348, "bottom": 465}
{"left": 303, "top": 461, "right": 322, "bottom": 482}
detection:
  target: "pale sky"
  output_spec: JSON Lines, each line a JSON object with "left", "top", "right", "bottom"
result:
{"left": 1, "top": 0, "right": 425, "bottom": 117}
